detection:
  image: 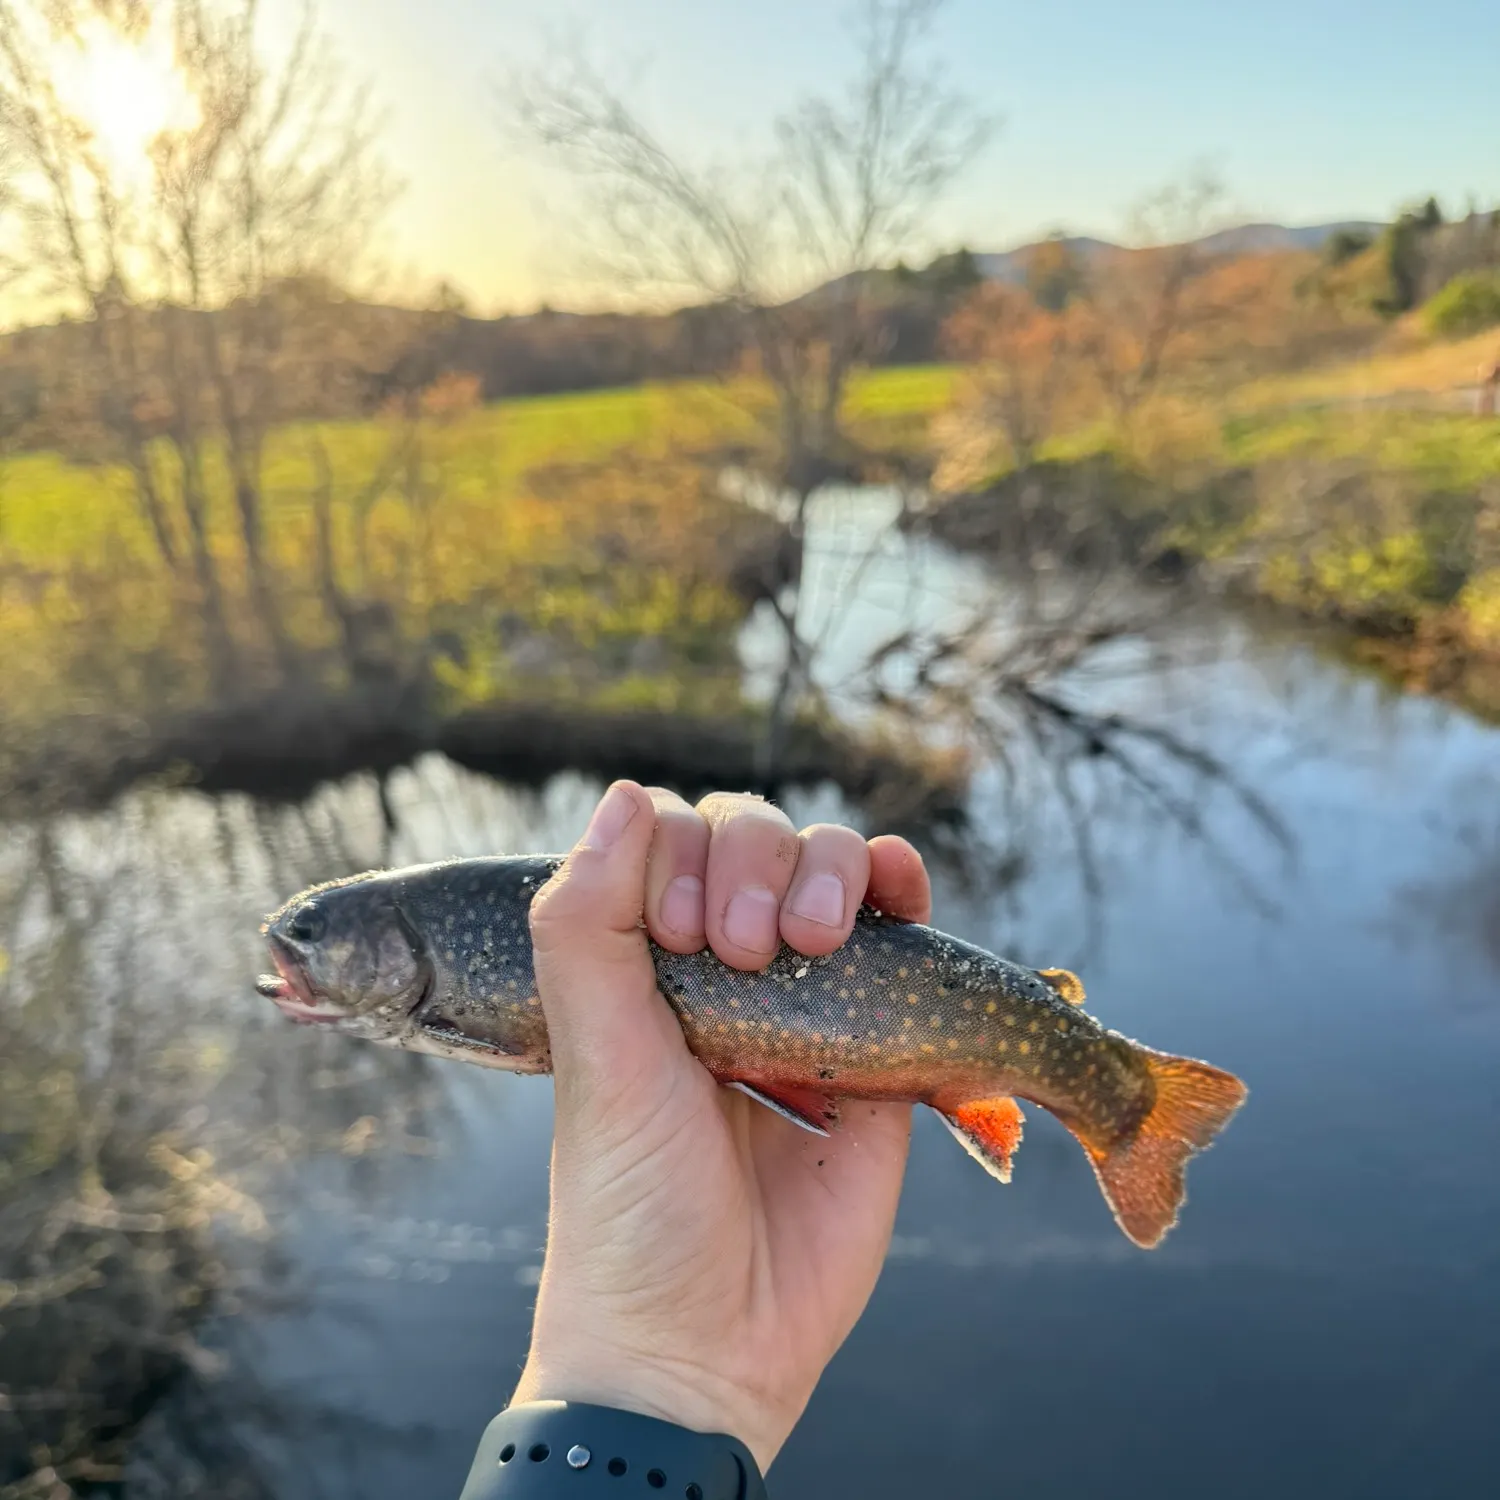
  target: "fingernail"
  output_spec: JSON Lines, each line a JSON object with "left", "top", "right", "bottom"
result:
{"left": 723, "top": 885, "right": 779, "bottom": 953}
{"left": 660, "top": 874, "right": 704, "bottom": 936}
{"left": 789, "top": 871, "right": 846, "bottom": 927}
{"left": 582, "top": 782, "right": 638, "bottom": 850}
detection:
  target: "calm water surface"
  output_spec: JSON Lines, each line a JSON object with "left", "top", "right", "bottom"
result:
{"left": 4, "top": 494, "right": 1497, "bottom": 1498}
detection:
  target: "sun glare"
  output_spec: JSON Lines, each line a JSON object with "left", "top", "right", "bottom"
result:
{"left": 49, "top": 19, "right": 200, "bottom": 181}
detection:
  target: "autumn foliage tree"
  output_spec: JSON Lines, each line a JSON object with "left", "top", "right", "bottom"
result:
{"left": 938, "top": 174, "right": 1376, "bottom": 491}
{"left": 938, "top": 283, "right": 1090, "bottom": 480}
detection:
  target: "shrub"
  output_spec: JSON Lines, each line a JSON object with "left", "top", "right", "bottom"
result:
{"left": 1458, "top": 568, "right": 1500, "bottom": 648}
{"left": 1324, "top": 228, "right": 1374, "bottom": 267}
{"left": 1424, "top": 270, "right": 1500, "bottom": 339}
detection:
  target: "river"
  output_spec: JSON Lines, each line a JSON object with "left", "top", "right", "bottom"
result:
{"left": 2, "top": 490, "right": 1497, "bottom": 1499}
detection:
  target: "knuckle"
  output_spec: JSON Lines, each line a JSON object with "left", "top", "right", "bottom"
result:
{"left": 526, "top": 885, "right": 563, "bottom": 938}
{"left": 802, "top": 821, "right": 864, "bottom": 850}
{"left": 655, "top": 804, "right": 707, "bottom": 838}
{"left": 696, "top": 789, "right": 780, "bottom": 820}
{"left": 527, "top": 865, "right": 587, "bottom": 936}
{"left": 647, "top": 786, "right": 696, "bottom": 815}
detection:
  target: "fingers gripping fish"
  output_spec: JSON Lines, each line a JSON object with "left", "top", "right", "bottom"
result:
{"left": 257, "top": 857, "right": 1246, "bottom": 1248}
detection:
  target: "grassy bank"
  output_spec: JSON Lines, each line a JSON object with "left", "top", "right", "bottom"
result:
{"left": 7, "top": 327, "right": 1499, "bottom": 807}
{"left": 0, "top": 367, "right": 962, "bottom": 812}
{"left": 925, "top": 380, "right": 1500, "bottom": 717}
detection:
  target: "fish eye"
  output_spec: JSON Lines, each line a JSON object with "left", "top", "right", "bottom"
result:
{"left": 286, "top": 903, "right": 327, "bottom": 943}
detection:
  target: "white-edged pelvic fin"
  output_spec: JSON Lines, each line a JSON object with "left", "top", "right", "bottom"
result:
{"left": 728, "top": 1080, "right": 833, "bottom": 1136}
{"left": 937, "top": 1097, "right": 1026, "bottom": 1184}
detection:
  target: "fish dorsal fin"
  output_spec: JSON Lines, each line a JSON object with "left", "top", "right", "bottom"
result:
{"left": 1038, "top": 967, "right": 1087, "bottom": 1005}
{"left": 728, "top": 1080, "right": 839, "bottom": 1136}
{"left": 938, "top": 1096, "right": 1026, "bottom": 1184}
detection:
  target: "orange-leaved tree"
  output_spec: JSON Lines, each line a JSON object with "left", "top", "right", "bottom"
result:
{"left": 938, "top": 282, "right": 1096, "bottom": 483}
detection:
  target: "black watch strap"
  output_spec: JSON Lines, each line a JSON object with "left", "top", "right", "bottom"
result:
{"left": 458, "top": 1400, "right": 770, "bottom": 1499}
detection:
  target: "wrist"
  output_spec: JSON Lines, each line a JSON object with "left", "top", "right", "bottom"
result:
{"left": 512, "top": 1348, "right": 791, "bottom": 1474}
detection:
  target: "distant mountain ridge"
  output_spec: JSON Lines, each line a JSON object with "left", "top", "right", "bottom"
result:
{"left": 974, "top": 220, "right": 1387, "bottom": 283}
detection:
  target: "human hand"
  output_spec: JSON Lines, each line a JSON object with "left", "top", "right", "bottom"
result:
{"left": 511, "top": 782, "right": 931, "bottom": 1471}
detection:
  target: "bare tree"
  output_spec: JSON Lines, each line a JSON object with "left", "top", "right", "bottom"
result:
{"left": 507, "top": 0, "right": 992, "bottom": 772}
{"left": 0, "top": 0, "right": 395, "bottom": 682}
{"left": 1071, "top": 172, "right": 1235, "bottom": 427}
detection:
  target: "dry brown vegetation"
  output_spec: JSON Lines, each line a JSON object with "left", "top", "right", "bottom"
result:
{"left": 926, "top": 185, "right": 1500, "bottom": 718}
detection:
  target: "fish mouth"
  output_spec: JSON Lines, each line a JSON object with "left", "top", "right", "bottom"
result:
{"left": 257, "top": 934, "right": 348, "bottom": 1027}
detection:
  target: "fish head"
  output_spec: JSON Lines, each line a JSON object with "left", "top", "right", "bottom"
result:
{"left": 259, "top": 875, "right": 430, "bottom": 1039}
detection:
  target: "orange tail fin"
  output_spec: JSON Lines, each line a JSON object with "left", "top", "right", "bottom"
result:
{"left": 1082, "top": 1050, "right": 1247, "bottom": 1249}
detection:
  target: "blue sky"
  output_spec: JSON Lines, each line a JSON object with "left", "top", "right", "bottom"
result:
{"left": 271, "top": 0, "right": 1500, "bottom": 312}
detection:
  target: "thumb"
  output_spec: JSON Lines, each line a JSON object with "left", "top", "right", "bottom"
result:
{"left": 529, "top": 780, "right": 689, "bottom": 1118}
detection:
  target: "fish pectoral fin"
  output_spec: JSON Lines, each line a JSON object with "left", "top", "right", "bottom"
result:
{"left": 727, "top": 1080, "right": 839, "bottom": 1136}
{"left": 938, "top": 1096, "right": 1026, "bottom": 1184}
{"left": 1038, "top": 968, "right": 1086, "bottom": 1005}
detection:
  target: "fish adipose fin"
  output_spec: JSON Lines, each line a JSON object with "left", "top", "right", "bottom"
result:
{"left": 1037, "top": 968, "right": 1087, "bottom": 1005}
{"left": 939, "top": 1096, "right": 1026, "bottom": 1184}
{"left": 1079, "top": 1050, "right": 1248, "bottom": 1249}
{"left": 728, "top": 1081, "right": 840, "bottom": 1136}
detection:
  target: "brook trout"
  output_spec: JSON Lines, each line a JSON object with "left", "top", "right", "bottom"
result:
{"left": 258, "top": 856, "right": 1246, "bottom": 1247}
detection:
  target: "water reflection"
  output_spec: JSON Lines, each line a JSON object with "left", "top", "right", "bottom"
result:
{"left": 0, "top": 770, "right": 592, "bottom": 1495}
{"left": 4, "top": 612, "right": 1500, "bottom": 1497}
{"left": 1396, "top": 769, "right": 1500, "bottom": 1005}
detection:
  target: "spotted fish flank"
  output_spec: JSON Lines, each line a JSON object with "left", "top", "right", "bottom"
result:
{"left": 258, "top": 857, "right": 1247, "bottom": 1248}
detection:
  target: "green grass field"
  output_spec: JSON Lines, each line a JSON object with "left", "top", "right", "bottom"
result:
{"left": 0, "top": 364, "right": 957, "bottom": 565}
{"left": 5, "top": 344, "right": 1500, "bottom": 753}
{"left": 0, "top": 366, "right": 961, "bottom": 757}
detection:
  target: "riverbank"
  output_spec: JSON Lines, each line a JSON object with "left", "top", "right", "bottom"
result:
{"left": 914, "top": 403, "right": 1500, "bottom": 721}
{"left": 1, "top": 675, "right": 967, "bottom": 825}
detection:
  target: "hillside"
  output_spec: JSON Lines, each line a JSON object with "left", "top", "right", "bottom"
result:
{"left": 976, "top": 220, "right": 1386, "bottom": 283}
